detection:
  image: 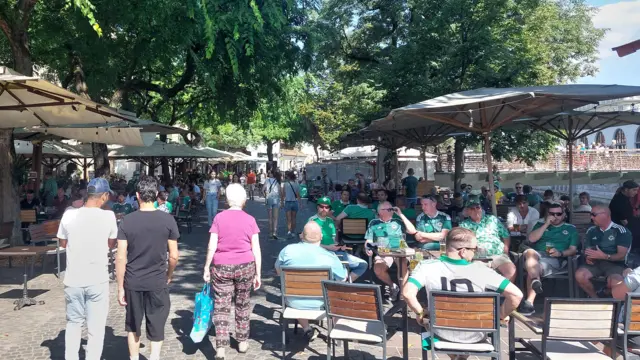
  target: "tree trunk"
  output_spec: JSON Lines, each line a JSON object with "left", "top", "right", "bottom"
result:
{"left": 266, "top": 141, "right": 274, "bottom": 162}
{"left": 92, "top": 143, "right": 110, "bottom": 177}
{"left": 0, "top": 129, "right": 19, "bottom": 245}
{"left": 148, "top": 157, "right": 155, "bottom": 176}
{"left": 454, "top": 138, "right": 464, "bottom": 191}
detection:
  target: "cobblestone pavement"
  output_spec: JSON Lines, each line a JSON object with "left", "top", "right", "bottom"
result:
{"left": 1, "top": 197, "right": 548, "bottom": 359}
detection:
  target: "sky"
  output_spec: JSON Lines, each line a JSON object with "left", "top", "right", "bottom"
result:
{"left": 577, "top": 0, "right": 640, "bottom": 85}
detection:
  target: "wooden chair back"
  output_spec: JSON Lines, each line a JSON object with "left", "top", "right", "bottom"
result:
{"left": 496, "top": 204, "right": 510, "bottom": 219}
{"left": 623, "top": 294, "right": 640, "bottom": 332}
{"left": 28, "top": 220, "right": 60, "bottom": 242}
{"left": 544, "top": 298, "right": 619, "bottom": 341}
{"left": 342, "top": 218, "right": 367, "bottom": 237}
{"left": 280, "top": 267, "right": 330, "bottom": 304}
{"left": 0, "top": 221, "right": 14, "bottom": 239}
{"left": 429, "top": 291, "right": 500, "bottom": 331}
{"left": 20, "top": 209, "right": 37, "bottom": 223}
{"left": 572, "top": 211, "right": 592, "bottom": 225}
{"left": 322, "top": 281, "right": 383, "bottom": 322}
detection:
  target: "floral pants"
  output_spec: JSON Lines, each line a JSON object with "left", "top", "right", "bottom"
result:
{"left": 211, "top": 261, "right": 255, "bottom": 348}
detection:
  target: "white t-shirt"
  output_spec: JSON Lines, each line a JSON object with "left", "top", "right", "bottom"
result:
{"left": 57, "top": 207, "right": 118, "bottom": 287}
{"left": 506, "top": 207, "right": 540, "bottom": 234}
{"left": 574, "top": 204, "right": 592, "bottom": 212}
{"left": 259, "top": 173, "right": 267, "bottom": 184}
{"left": 409, "top": 256, "right": 509, "bottom": 343}
{"left": 204, "top": 179, "right": 222, "bottom": 195}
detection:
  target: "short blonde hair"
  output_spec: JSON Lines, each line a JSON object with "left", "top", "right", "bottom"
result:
{"left": 226, "top": 183, "right": 247, "bottom": 208}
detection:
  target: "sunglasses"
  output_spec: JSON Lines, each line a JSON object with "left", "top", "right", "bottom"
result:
{"left": 381, "top": 208, "right": 395, "bottom": 212}
{"left": 456, "top": 246, "right": 477, "bottom": 251}
{"left": 318, "top": 205, "right": 330, "bottom": 209}
{"left": 548, "top": 212, "right": 564, "bottom": 217}
{"left": 590, "top": 212, "right": 604, "bottom": 217}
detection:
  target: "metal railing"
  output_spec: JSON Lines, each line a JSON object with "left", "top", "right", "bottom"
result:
{"left": 437, "top": 149, "right": 640, "bottom": 173}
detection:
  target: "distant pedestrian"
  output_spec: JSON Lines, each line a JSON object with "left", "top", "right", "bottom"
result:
{"left": 116, "top": 176, "right": 180, "bottom": 360}
{"left": 57, "top": 177, "right": 118, "bottom": 360}
{"left": 203, "top": 171, "right": 223, "bottom": 226}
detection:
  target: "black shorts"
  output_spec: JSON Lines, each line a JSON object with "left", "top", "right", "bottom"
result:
{"left": 124, "top": 288, "right": 170, "bottom": 341}
{"left": 581, "top": 261, "right": 627, "bottom": 278}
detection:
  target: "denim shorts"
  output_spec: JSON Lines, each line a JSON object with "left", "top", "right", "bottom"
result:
{"left": 284, "top": 201, "right": 299, "bottom": 212}
{"left": 266, "top": 197, "right": 279, "bottom": 209}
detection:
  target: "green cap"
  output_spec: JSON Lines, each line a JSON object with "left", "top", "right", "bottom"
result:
{"left": 317, "top": 196, "right": 332, "bottom": 206}
{"left": 465, "top": 199, "right": 482, "bottom": 208}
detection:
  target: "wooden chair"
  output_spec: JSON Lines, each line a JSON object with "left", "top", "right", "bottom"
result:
{"left": 174, "top": 199, "right": 193, "bottom": 233}
{"left": 509, "top": 298, "right": 621, "bottom": 360}
{"left": 571, "top": 211, "right": 592, "bottom": 225}
{"left": 0, "top": 221, "right": 13, "bottom": 249}
{"left": 341, "top": 218, "right": 367, "bottom": 245}
{"left": 279, "top": 266, "right": 331, "bottom": 359}
{"left": 517, "top": 251, "right": 578, "bottom": 298}
{"left": 322, "top": 281, "right": 386, "bottom": 360}
{"left": 20, "top": 209, "right": 37, "bottom": 226}
{"left": 425, "top": 291, "right": 501, "bottom": 360}
{"left": 28, "top": 220, "right": 64, "bottom": 278}
{"left": 618, "top": 293, "right": 640, "bottom": 359}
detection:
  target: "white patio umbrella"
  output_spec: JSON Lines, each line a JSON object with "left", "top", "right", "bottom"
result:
{"left": 373, "top": 85, "right": 640, "bottom": 215}
{"left": 27, "top": 126, "right": 153, "bottom": 146}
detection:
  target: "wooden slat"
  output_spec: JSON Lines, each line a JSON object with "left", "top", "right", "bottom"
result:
{"left": 434, "top": 295, "right": 494, "bottom": 304}
{"left": 434, "top": 318, "right": 495, "bottom": 329}
{"left": 285, "top": 274, "right": 328, "bottom": 283}
{"left": 434, "top": 302, "right": 494, "bottom": 312}
{"left": 551, "top": 310, "right": 613, "bottom": 320}
{"left": 551, "top": 303, "right": 613, "bottom": 311}
{"left": 549, "top": 319, "right": 613, "bottom": 329}
{"left": 325, "top": 284, "right": 376, "bottom": 296}
{"left": 631, "top": 299, "right": 640, "bottom": 306}
{"left": 629, "top": 322, "right": 640, "bottom": 331}
{"left": 343, "top": 219, "right": 367, "bottom": 235}
{"left": 330, "top": 307, "right": 378, "bottom": 321}
{"left": 284, "top": 281, "right": 322, "bottom": 290}
{"left": 631, "top": 314, "right": 640, "bottom": 321}
{"left": 435, "top": 310, "right": 494, "bottom": 320}
{"left": 326, "top": 290, "right": 376, "bottom": 304}
{"left": 330, "top": 298, "right": 377, "bottom": 312}
{"left": 548, "top": 328, "right": 611, "bottom": 338}
{"left": 286, "top": 287, "right": 323, "bottom": 296}
{"left": 284, "top": 270, "right": 330, "bottom": 277}
{"left": 20, "top": 210, "right": 36, "bottom": 223}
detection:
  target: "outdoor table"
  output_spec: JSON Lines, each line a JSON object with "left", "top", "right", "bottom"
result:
{"left": 381, "top": 250, "right": 414, "bottom": 360}
{"left": 0, "top": 245, "right": 57, "bottom": 310}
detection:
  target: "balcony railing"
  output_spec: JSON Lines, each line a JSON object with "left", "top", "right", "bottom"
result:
{"left": 437, "top": 149, "right": 640, "bottom": 173}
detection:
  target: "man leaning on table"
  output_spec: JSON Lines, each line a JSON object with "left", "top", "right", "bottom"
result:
{"left": 57, "top": 178, "right": 118, "bottom": 360}
{"left": 518, "top": 202, "right": 578, "bottom": 315}
{"left": 403, "top": 228, "right": 523, "bottom": 360}
{"left": 364, "top": 201, "right": 417, "bottom": 302}
{"left": 459, "top": 199, "right": 517, "bottom": 282}
{"left": 506, "top": 195, "right": 540, "bottom": 236}
{"left": 413, "top": 195, "right": 452, "bottom": 251}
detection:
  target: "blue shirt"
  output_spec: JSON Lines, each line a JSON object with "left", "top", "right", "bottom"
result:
{"left": 275, "top": 242, "right": 347, "bottom": 310}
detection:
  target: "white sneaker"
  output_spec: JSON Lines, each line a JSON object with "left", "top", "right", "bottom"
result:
{"left": 215, "top": 348, "right": 225, "bottom": 360}
{"left": 238, "top": 341, "right": 249, "bottom": 353}
{"left": 390, "top": 284, "right": 400, "bottom": 302}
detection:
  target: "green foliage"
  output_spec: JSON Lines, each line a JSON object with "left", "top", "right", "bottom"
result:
{"left": 65, "top": 0, "right": 102, "bottom": 36}
{"left": 488, "top": 130, "right": 559, "bottom": 166}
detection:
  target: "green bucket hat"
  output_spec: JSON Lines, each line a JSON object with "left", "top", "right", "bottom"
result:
{"left": 316, "top": 196, "right": 332, "bottom": 206}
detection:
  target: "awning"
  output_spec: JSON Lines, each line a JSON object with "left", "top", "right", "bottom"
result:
{"left": 14, "top": 140, "right": 91, "bottom": 158}
{"left": 108, "top": 141, "right": 210, "bottom": 158}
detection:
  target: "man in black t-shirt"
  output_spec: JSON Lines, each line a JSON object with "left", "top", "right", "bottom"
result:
{"left": 609, "top": 180, "right": 638, "bottom": 227}
{"left": 20, "top": 190, "right": 41, "bottom": 210}
{"left": 116, "top": 176, "right": 180, "bottom": 360}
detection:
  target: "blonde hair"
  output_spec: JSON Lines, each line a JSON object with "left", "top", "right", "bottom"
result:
{"left": 225, "top": 183, "right": 247, "bottom": 208}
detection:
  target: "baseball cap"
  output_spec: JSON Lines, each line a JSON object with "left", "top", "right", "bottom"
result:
{"left": 87, "top": 177, "right": 114, "bottom": 195}
{"left": 623, "top": 180, "right": 639, "bottom": 189}
{"left": 316, "top": 196, "right": 332, "bottom": 206}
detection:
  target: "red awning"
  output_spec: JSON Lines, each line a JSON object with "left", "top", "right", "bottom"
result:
{"left": 612, "top": 39, "right": 640, "bottom": 57}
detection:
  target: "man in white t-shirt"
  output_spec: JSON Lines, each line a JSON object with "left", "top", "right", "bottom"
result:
{"left": 574, "top": 191, "right": 592, "bottom": 212}
{"left": 202, "top": 172, "right": 223, "bottom": 226}
{"left": 404, "top": 228, "right": 522, "bottom": 358}
{"left": 506, "top": 195, "right": 540, "bottom": 236}
{"left": 57, "top": 177, "right": 118, "bottom": 360}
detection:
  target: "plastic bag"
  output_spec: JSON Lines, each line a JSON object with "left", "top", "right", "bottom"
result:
{"left": 190, "top": 283, "right": 213, "bottom": 343}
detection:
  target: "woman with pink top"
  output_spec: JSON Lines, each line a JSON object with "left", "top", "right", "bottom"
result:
{"left": 203, "top": 183, "right": 262, "bottom": 359}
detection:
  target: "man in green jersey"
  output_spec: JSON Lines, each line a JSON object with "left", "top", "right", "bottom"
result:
{"left": 364, "top": 201, "right": 417, "bottom": 301}
{"left": 309, "top": 197, "right": 367, "bottom": 281}
{"left": 459, "top": 200, "right": 516, "bottom": 282}
{"left": 519, "top": 202, "right": 578, "bottom": 315}
{"left": 330, "top": 189, "right": 350, "bottom": 219}
{"left": 335, "top": 192, "right": 375, "bottom": 228}
{"left": 414, "top": 195, "right": 452, "bottom": 250}
{"left": 576, "top": 205, "right": 632, "bottom": 298}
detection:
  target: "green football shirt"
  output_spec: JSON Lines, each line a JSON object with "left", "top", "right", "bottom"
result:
{"left": 309, "top": 215, "right": 337, "bottom": 246}
{"left": 530, "top": 221, "right": 578, "bottom": 253}
{"left": 584, "top": 223, "right": 632, "bottom": 264}
{"left": 459, "top": 215, "right": 509, "bottom": 256}
{"left": 416, "top": 211, "right": 452, "bottom": 233}
{"left": 340, "top": 204, "right": 375, "bottom": 222}
{"left": 331, "top": 200, "right": 349, "bottom": 217}
{"left": 365, "top": 218, "right": 406, "bottom": 249}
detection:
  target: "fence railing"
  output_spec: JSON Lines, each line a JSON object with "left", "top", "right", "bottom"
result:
{"left": 437, "top": 149, "right": 640, "bottom": 173}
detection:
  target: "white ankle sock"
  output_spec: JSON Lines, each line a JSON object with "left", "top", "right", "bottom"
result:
{"left": 130, "top": 356, "right": 139, "bottom": 360}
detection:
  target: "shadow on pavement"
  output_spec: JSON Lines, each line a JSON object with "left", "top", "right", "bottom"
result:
{"left": 41, "top": 327, "right": 133, "bottom": 360}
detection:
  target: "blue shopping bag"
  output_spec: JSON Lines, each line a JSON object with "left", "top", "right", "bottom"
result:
{"left": 190, "top": 283, "right": 214, "bottom": 343}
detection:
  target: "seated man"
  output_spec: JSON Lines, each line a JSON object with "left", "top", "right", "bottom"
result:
{"left": 459, "top": 200, "right": 516, "bottom": 282}
{"left": 403, "top": 228, "right": 523, "bottom": 359}
{"left": 309, "top": 197, "right": 368, "bottom": 282}
{"left": 519, "top": 202, "right": 577, "bottom": 315}
{"left": 506, "top": 195, "right": 540, "bottom": 236}
{"left": 21, "top": 190, "right": 41, "bottom": 211}
{"left": 574, "top": 191, "right": 592, "bottom": 212}
{"left": 275, "top": 222, "right": 347, "bottom": 342}
{"left": 505, "top": 182, "right": 525, "bottom": 203}
{"left": 112, "top": 193, "right": 134, "bottom": 216}
{"left": 335, "top": 192, "right": 376, "bottom": 231}
{"left": 364, "top": 201, "right": 417, "bottom": 302}
{"left": 370, "top": 188, "right": 392, "bottom": 210}
{"left": 523, "top": 185, "right": 540, "bottom": 208}
{"left": 576, "top": 206, "right": 631, "bottom": 298}
{"left": 330, "top": 190, "right": 350, "bottom": 219}
{"left": 413, "top": 195, "right": 452, "bottom": 250}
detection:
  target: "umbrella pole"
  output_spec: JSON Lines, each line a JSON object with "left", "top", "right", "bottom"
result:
{"left": 421, "top": 146, "right": 428, "bottom": 180}
{"left": 394, "top": 149, "right": 399, "bottom": 195}
{"left": 569, "top": 139, "right": 574, "bottom": 211}
{"left": 484, "top": 132, "right": 498, "bottom": 216}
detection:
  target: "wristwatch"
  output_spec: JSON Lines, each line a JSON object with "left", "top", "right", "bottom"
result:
{"left": 607, "top": 254, "right": 611, "bottom": 260}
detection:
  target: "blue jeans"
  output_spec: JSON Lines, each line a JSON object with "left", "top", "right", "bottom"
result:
{"left": 65, "top": 282, "right": 110, "bottom": 360}
{"left": 335, "top": 251, "right": 368, "bottom": 278}
{"left": 206, "top": 194, "right": 219, "bottom": 226}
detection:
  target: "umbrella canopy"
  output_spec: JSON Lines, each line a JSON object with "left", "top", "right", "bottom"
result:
{"left": 108, "top": 141, "right": 209, "bottom": 158}
{"left": 375, "top": 85, "right": 640, "bottom": 133}
{"left": 27, "top": 126, "right": 153, "bottom": 146}
{"left": 14, "top": 140, "right": 90, "bottom": 158}
{"left": 0, "top": 67, "right": 136, "bottom": 128}
{"left": 197, "top": 147, "right": 236, "bottom": 161}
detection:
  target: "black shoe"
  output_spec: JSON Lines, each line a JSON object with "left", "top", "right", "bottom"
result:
{"left": 303, "top": 327, "right": 318, "bottom": 342}
{"left": 518, "top": 300, "right": 535, "bottom": 316}
{"left": 596, "top": 287, "right": 611, "bottom": 298}
{"left": 531, "top": 279, "right": 543, "bottom": 295}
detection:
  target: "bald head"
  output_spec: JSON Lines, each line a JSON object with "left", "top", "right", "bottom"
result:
{"left": 591, "top": 205, "right": 611, "bottom": 228}
{"left": 301, "top": 222, "right": 323, "bottom": 244}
